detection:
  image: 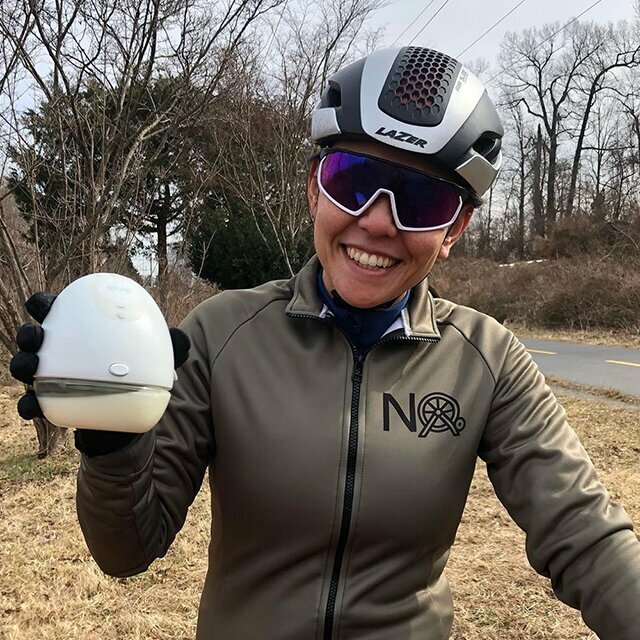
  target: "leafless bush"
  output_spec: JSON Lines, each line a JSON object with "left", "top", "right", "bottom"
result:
{"left": 146, "top": 264, "right": 219, "bottom": 327}
{"left": 433, "top": 256, "right": 640, "bottom": 333}
{"left": 432, "top": 257, "right": 537, "bottom": 324}
{"left": 541, "top": 216, "right": 640, "bottom": 258}
{"left": 536, "top": 260, "right": 640, "bottom": 332}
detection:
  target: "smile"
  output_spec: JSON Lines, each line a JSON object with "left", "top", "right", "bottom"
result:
{"left": 346, "top": 246, "right": 398, "bottom": 270}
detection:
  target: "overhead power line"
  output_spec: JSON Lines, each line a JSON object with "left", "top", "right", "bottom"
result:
{"left": 530, "top": 0, "right": 604, "bottom": 53}
{"left": 408, "top": 0, "right": 456, "bottom": 46}
{"left": 262, "top": 0, "right": 290, "bottom": 63}
{"left": 391, "top": 1, "right": 438, "bottom": 47}
{"left": 457, "top": 0, "right": 528, "bottom": 58}
{"left": 485, "top": 0, "right": 605, "bottom": 85}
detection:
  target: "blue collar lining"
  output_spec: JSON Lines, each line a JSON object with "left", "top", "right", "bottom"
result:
{"left": 316, "top": 269, "right": 410, "bottom": 353}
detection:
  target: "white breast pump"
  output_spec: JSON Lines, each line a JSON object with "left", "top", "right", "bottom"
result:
{"left": 33, "top": 273, "right": 175, "bottom": 433}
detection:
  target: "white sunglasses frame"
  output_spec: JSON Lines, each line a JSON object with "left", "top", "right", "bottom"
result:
{"left": 316, "top": 153, "right": 465, "bottom": 232}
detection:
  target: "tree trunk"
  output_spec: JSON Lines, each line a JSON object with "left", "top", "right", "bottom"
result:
{"left": 545, "top": 131, "right": 558, "bottom": 227}
{"left": 566, "top": 96, "right": 595, "bottom": 218}
{"left": 486, "top": 187, "right": 493, "bottom": 255}
{"left": 518, "top": 137, "right": 527, "bottom": 259}
{"left": 592, "top": 148, "right": 605, "bottom": 220}
{"left": 532, "top": 125, "right": 545, "bottom": 237}
{"left": 631, "top": 110, "right": 640, "bottom": 171}
{"left": 34, "top": 416, "right": 65, "bottom": 459}
{"left": 156, "top": 182, "right": 170, "bottom": 313}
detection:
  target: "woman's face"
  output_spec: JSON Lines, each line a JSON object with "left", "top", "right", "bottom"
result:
{"left": 308, "top": 139, "right": 473, "bottom": 309}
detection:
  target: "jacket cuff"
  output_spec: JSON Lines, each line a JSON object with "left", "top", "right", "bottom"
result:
{"left": 74, "top": 429, "right": 143, "bottom": 457}
{"left": 78, "top": 429, "right": 155, "bottom": 476}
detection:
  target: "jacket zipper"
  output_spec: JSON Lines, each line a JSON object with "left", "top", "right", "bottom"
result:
{"left": 322, "top": 335, "right": 439, "bottom": 640}
{"left": 323, "top": 347, "right": 364, "bottom": 640}
{"left": 288, "top": 312, "right": 438, "bottom": 640}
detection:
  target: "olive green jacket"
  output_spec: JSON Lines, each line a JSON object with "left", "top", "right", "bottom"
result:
{"left": 76, "top": 257, "right": 640, "bottom": 639}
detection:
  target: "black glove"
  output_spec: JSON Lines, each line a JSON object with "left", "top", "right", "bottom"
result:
{"left": 10, "top": 292, "right": 191, "bottom": 456}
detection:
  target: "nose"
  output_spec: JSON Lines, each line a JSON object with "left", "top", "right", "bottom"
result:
{"left": 357, "top": 192, "right": 398, "bottom": 237}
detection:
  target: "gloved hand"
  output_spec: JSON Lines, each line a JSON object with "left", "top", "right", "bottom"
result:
{"left": 9, "top": 291, "right": 191, "bottom": 456}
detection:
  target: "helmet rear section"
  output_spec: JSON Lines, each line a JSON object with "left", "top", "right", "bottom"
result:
{"left": 311, "top": 47, "right": 504, "bottom": 198}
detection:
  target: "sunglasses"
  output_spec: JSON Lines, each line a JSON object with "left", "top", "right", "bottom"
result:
{"left": 317, "top": 148, "right": 469, "bottom": 232}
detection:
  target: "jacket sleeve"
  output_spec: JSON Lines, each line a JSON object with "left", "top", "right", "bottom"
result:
{"left": 479, "top": 334, "right": 640, "bottom": 639}
{"left": 75, "top": 305, "right": 215, "bottom": 578}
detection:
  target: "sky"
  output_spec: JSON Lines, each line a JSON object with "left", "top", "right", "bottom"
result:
{"left": 372, "top": 0, "right": 636, "bottom": 67}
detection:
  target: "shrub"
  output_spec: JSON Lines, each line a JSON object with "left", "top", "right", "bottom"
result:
{"left": 536, "top": 260, "right": 640, "bottom": 331}
{"left": 544, "top": 216, "right": 640, "bottom": 258}
{"left": 432, "top": 255, "right": 640, "bottom": 333}
{"left": 147, "top": 264, "right": 219, "bottom": 326}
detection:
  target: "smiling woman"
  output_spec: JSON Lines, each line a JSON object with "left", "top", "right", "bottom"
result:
{"left": 308, "top": 140, "right": 473, "bottom": 309}
{"left": 9, "top": 45, "right": 640, "bottom": 640}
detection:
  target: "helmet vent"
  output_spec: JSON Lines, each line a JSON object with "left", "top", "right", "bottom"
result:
{"left": 378, "top": 47, "right": 461, "bottom": 127}
{"left": 473, "top": 134, "right": 501, "bottom": 162}
{"left": 324, "top": 83, "right": 342, "bottom": 108}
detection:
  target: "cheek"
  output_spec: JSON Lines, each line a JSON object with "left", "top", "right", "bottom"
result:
{"left": 398, "top": 234, "right": 446, "bottom": 286}
{"left": 404, "top": 232, "right": 446, "bottom": 265}
{"left": 314, "top": 200, "right": 347, "bottom": 245}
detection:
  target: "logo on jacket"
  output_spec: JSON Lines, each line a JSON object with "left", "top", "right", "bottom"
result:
{"left": 383, "top": 392, "right": 466, "bottom": 437}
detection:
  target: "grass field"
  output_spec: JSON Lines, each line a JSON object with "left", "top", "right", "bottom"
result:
{"left": 1, "top": 385, "right": 639, "bottom": 640}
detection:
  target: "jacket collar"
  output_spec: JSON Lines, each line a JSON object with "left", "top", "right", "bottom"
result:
{"left": 286, "top": 255, "right": 441, "bottom": 340}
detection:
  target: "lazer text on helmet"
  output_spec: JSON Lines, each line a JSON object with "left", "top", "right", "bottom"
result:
{"left": 375, "top": 127, "right": 428, "bottom": 148}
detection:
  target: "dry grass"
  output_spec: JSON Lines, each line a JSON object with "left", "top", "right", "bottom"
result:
{"left": 0, "top": 386, "right": 209, "bottom": 640}
{"left": 508, "top": 322, "right": 640, "bottom": 350}
{"left": 1, "top": 385, "right": 639, "bottom": 639}
{"left": 448, "top": 395, "right": 640, "bottom": 639}
{"left": 543, "top": 376, "right": 640, "bottom": 406}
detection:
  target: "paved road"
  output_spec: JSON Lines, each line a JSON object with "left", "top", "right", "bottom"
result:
{"left": 519, "top": 338, "right": 640, "bottom": 398}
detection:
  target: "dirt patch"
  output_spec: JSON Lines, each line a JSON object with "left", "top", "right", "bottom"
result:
{"left": 1, "top": 390, "right": 638, "bottom": 639}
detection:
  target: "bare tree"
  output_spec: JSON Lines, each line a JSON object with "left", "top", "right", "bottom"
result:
{"left": 0, "top": 0, "right": 284, "bottom": 456}
{"left": 204, "top": 0, "right": 384, "bottom": 277}
{"left": 499, "top": 22, "right": 605, "bottom": 229}
{"left": 564, "top": 21, "right": 640, "bottom": 217}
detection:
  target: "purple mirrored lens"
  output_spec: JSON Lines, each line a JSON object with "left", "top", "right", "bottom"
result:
{"left": 320, "top": 150, "right": 461, "bottom": 229}
{"left": 390, "top": 164, "right": 461, "bottom": 229}
{"left": 320, "top": 151, "right": 380, "bottom": 211}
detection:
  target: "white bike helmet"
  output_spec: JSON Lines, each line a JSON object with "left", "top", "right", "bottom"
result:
{"left": 311, "top": 46, "right": 503, "bottom": 199}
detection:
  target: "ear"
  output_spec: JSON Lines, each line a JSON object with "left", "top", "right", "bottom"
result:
{"left": 307, "top": 158, "right": 320, "bottom": 221}
{"left": 438, "top": 205, "right": 473, "bottom": 260}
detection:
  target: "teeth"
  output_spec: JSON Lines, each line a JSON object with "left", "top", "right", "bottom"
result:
{"left": 346, "top": 247, "right": 397, "bottom": 270}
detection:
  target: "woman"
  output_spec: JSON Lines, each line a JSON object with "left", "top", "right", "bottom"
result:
{"left": 11, "top": 46, "right": 640, "bottom": 639}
